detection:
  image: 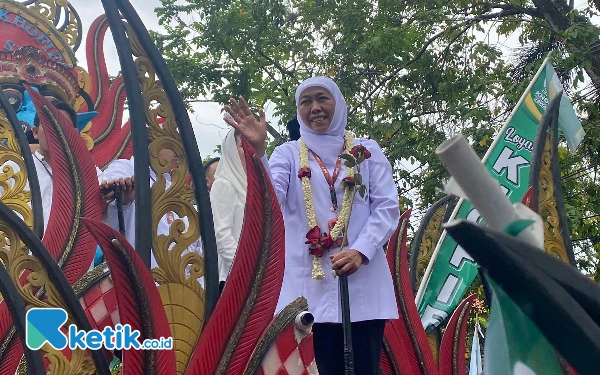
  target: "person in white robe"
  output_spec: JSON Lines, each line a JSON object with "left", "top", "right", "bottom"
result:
{"left": 210, "top": 129, "right": 246, "bottom": 293}
{"left": 101, "top": 152, "right": 203, "bottom": 275}
{"left": 28, "top": 105, "right": 106, "bottom": 232}
{"left": 224, "top": 77, "right": 400, "bottom": 375}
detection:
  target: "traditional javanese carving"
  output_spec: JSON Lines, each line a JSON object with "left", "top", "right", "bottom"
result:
{"left": 0, "top": 222, "right": 95, "bottom": 375}
{"left": 0, "top": 111, "right": 33, "bottom": 229}
{"left": 28, "top": 0, "right": 82, "bottom": 52}
{"left": 537, "top": 131, "right": 570, "bottom": 263}
{"left": 427, "top": 329, "right": 440, "bottom": 365}
{"left": 414, "top": 204, "right": 447, "bottom": 289}
{"left": 125, "top": 23, "right": 205, "bottom": 374}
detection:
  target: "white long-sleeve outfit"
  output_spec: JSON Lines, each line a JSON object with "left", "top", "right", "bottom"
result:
{"left": 265, "top": 139, "right": 400, "bottom": 323}
{"left": 32, "top": 151, "right": 104, "bottom": 232}
{"left": 262, "top": 77, "right": 400, "bottom": 324}
{"left": 210, "top": 130, "right": 247, "bottom": 282}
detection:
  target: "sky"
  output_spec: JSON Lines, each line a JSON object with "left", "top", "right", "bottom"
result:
{"left": 69, "top": 0, "right": 277, "bottom": 159}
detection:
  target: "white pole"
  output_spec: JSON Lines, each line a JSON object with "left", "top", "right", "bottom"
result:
{"left": 436, "top": 135, "right": 537, "bottom": 244}
{"left": 414, "top": 52, "right": 553, "bottom": 305}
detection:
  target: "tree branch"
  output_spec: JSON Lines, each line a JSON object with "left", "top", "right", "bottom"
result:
{"left": 267, "top": 122, "right": 285, "bottom": 145}
{"left": 255, "top": 47, "right": 296, "bottom": 79}
{"left": 349, "top": 10, "right": 521, "bottom": 116}
{"left": 466, "top": 2, "right": 544, "bottom": 19}
{"left": 185, "top": 99, "right": 217, "bottom": 103}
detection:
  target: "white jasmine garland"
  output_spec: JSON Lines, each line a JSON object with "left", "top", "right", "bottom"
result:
{"left": 299, "top": 131, "right": 355, "bottom": 280}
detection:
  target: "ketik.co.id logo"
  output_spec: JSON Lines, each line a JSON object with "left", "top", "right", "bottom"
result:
{"left": 26, "top": 308, "right": 173, "bottom": 350}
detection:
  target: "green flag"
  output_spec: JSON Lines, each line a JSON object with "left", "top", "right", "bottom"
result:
{"left": 484, "top": 277, "right": 563, "bottom": 375}
{"left": 416, "top": 58, "right": 585, "bottom": 331}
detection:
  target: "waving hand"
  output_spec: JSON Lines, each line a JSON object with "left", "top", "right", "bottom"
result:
{"left": 224, "top": 97, "right": 267, "bottom": 156}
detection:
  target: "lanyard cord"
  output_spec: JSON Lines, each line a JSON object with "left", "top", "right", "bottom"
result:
{"left": 34, "top": 153, "right": 52, "bottom": 178}
{"left": 309, "top": 140, "right": 346, "bottom": 212}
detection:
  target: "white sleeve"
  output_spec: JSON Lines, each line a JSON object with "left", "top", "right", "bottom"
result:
{"left": 266, "top": 145, "right": 292, "bottom": 207}
{"left": 210, "top": 179, "right": 239, "bottom": 280}
{"left": 102, "top": 157, "right": 135, "bottom": 180}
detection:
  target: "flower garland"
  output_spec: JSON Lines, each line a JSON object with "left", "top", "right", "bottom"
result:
{"left": 299, "top": 131, "right": 354, "bottom": 280}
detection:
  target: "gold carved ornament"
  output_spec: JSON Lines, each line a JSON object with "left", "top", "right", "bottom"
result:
{"left": 427, "top": 329, "right": 440, "bottom": 366}
{"left": 0, "top": 103, "right": 93, "bottom": 374}
{"left": 0, "top": 110, "right": 34, "bottom": 230}
{"left": 73, "top": 67, "right": 95, "bottom": 152}
{"left": 413, "top": 203, "right": 447, "bottom": 291}
{"left": 537, "top": 131, "right": 571, "bottom": 263}
{"left": 126, "top": 23, "right": 205, "bottom": 375}
{"left": 29, "top": 0, "right": 81, "bottom": 54}
{"left": 0, "top": 109, "right": 31, "bottom": 356}
{"left": 0, "top": 223, "right": 95, "bottom": 375}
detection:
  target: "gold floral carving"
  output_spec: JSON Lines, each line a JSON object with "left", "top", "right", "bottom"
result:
{"left": 0, "top": 109, "right": 31, "bottom": 356}
{"left": 73, "top": 65, "right": 92, "bottom": 108}
{"left": 427, "top": 329, "right": 440, "bottom": 365}
{"left": 73, "top": 67, "right": 95, "bottom": 151}
{"left": 29, "top": 0, "right": 81, "bottom": 52}
{"left": 0, "top": 112, "right": 33, "bottom": 229}
{"left": 0, "top": 223, "right": 95, "bottom": 375}
{"left": 537, "top": 132, "right": 570, "bottom": 263}
{"left": 126, "top": 23, "right": 205, "bottom": 374}
{"left": 414, "top": 204, "right": 447, "bottom": 289}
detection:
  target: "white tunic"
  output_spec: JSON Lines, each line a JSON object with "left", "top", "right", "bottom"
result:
{"left": 32, "top": 151, "right": 104, "bottom": 232}
{"left": 210, "top": 178, "right": 245, "bottom": 282}
{"left": 102, "top": 157, "right": 202, "bottom": 272}
{"left": 265, "top": 138, "right": 400, "bottom": 323}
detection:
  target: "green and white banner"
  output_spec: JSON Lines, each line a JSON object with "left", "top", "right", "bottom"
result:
{"left": 416, "top": 58, "right": 585, "bottom": 331}
{"left": 483, "top": 278, "right": 562, "bottom": 375}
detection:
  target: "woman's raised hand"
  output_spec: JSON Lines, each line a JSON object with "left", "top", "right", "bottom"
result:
{"left": 224, "top": 96, "right": 267, "bottom": 156}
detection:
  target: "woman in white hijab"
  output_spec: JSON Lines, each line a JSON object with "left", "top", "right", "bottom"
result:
{"left": 210, "top": 129, "right": 247, "bottom": 293}
{"left": 224, "top": 77, "right": 400, "bottom": 375}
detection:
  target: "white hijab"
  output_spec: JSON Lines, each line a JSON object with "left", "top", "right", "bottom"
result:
{"left": 295, "top": 76, "right": 348, "bottom": 166}
{"left": 214, "top": 129, "right": 247, "bottom": 200}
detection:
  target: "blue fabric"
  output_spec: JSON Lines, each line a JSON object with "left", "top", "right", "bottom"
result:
{"left": 16, "top": 89, "right": 38, "bottom": 128}
{"left": 15, "top": 87, "right": 98, "bottom": 134}
{"left": 93, "top": 245, "right": 104, "bottom": 267}
{"left": 76, "top": 111, "right": 98, "bottom": 132}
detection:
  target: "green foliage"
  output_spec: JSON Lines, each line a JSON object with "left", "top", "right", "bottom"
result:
{"left": 154, "top": 0, "right": 512, "bottom": 202}
{"left": 153, "top": 0, "right": 600, "bottom": 277}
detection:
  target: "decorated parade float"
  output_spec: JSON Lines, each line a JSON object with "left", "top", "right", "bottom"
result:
{"left": 0, "top": 1, "right": 598, "bottom": 374}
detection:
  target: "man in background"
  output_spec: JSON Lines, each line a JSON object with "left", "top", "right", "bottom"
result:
{"left": 204, "top": 157, "right": 220, "bottom": 190}
{"left": 286, "top": 118, "right": 300, "bottom": 141}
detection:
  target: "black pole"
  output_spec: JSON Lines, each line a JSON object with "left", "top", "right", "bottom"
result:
{"left": 0, "top": 203, "right": 111, "bottom": 374}
{"left": 115, "top": 0, "right": 220, "bottom": 318}
{"left": 339, "top": 274, "right": 355, "bottom": 375}
{"left": 100, "top": 0, "right": 152, "bottom": 269}
{"left": 114, "top": 186, "right": 126, "bottom": 234}
{"left": 0, "top": 87, "right": 44, "bottom": 239}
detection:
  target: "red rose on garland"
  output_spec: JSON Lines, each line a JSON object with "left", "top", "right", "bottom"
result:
{"left": 350, "top": 145, "right": 371, "bottom": 160}
{"left": 305, "top": 226, "right": 338, "bottom": 258}
{"left": 305, "top": 226, "right": 321, "bottom": 246}
{"left": 309, "top": 244, "right": 324, "bottom": 257}
{"left": 298, "top": 167, "right": 312, "bottom": 179}
{"left": 320, "top": 233, "right": 334, "bottom": 249}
